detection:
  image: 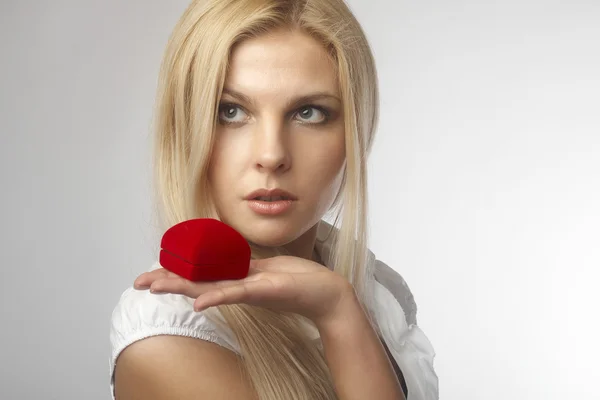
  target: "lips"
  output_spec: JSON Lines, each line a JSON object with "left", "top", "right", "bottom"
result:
{"left": 244, "top": 188, "right": 297, "bottom": 201}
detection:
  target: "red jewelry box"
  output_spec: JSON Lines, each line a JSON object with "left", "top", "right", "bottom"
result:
{"left": 159, "top": 218, "right": 251, "bottom": 281}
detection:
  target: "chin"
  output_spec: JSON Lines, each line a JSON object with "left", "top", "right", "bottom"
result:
{"left": 220, "top": 214, "right": 301, "bottom": 248}
{"left": 247, "top": 236, "right": 289, "bottom": 248}
{"left": 241, "top": 223, "right": 298, "bottom": 248}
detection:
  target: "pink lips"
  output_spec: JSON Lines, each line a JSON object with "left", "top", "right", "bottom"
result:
{"left": 244, "top": 188, "right": 297, "bottom": 201}
{"left": 244, "top": 188, "right": 297, "bottom": 216}
{"left": 247, "top": 199, "right": 294, "bottom": 215}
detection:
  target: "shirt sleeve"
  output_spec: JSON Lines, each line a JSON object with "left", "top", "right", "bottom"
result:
{"left": 372, "top": 260, "right": 439, "bottom": 400}
{"left": 108, "top": 285, "right": 238, "bottom": 399}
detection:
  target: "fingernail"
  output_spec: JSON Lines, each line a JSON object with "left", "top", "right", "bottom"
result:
{"left": 134, "top": 278, "right": 147, "bottom": 287}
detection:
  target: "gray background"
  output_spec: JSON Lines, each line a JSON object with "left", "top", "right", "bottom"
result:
{"left": 1, "top": 0, "right": 599, "bottom": 399}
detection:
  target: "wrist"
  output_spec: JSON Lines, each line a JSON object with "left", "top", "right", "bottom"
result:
{"left": 314, "top": 281, "right": 365, "bottom": 333}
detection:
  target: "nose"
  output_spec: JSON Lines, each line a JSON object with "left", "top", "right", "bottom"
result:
{"left": 252, "top": 118, "right": 291, "bottom": 173}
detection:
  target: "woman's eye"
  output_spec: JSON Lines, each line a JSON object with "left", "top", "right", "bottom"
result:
{"left": 218, "top": 105, "right": 248, "bottom": 124}
{"left": 218, "top": 104, "right": 329, "bottom": 126}
{"left": 296, "top": 106, "right": 328, "bottom": 124}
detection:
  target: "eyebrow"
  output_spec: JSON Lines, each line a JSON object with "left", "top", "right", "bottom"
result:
{"left": 221, "top": 87, "right": 341, "bottom": 109}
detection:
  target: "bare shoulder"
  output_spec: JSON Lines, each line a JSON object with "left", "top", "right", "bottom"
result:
{"left": 114, "top": 335, "right": 256, "bottom": 400}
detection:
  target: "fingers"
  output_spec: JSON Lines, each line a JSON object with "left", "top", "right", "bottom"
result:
{"left": 134, "top": 262, "right": 270, "bottom": 289}
{"left": 134, "top": 268, "right": 239, "bottom": 290}
{"left": 148, "top": 276, "right": 244, "bottom": 298}
{"left": 134, "top": 268, "right": 177, "bottom": 289}
{"left": 193, "top": 279, "right": 275, "bottom": 311}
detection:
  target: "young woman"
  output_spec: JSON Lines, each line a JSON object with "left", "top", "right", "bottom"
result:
{"left": 110, "top": 0, "right": 438, "bottom": 399}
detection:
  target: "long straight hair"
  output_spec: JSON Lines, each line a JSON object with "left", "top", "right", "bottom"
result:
{"left": 151, "top": 1, "right": 379, "bottom": 398}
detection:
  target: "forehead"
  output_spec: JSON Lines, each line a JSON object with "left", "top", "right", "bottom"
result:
{"left": 225, "top": 30, "right": 339, "bottom": 95}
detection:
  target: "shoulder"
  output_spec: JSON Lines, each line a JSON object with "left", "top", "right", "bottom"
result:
{"left": 109, "top": 263, "right": 241, "bottom": 398}
{"left": 113, "top": 334, "right": 253, "bottom": 400}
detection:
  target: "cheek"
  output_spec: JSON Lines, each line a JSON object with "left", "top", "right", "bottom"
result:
{"left": 303, "top": 132, "right": 345, "bottom": 210}
{"left": 206, "top": 145, "right": 222, "bottom": 188}
{"left": 314, "top": 160, "right": 345, "bottom": 211}
{"left": 207, "top": 137, "right": 236, "bottom": 195}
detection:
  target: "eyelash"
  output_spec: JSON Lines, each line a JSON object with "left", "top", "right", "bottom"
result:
{"left": 217, "top": 103, "right": 331, "bottom": 126}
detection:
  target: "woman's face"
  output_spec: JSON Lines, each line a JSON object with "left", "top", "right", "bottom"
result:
{"left": 207, "top": 29, "right": 346, "bottom": 249}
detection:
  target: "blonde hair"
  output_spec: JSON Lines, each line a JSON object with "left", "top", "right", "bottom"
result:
{"left": 151, "top": 0, "right": 379, "bottom": 398}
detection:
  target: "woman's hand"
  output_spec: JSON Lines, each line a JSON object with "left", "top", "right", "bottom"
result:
{"left": 133, "top": 256, "right": 356, "bottom": 326}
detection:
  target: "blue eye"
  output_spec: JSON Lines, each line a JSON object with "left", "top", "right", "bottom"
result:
{"left": 218, "top": 104, "right": 248, "bottom": 124}
{"left": 217, "top": 103, "right": 331, "bottom": 126}
{"left": 296, "top": 106, "right": 328, "bottom": 124}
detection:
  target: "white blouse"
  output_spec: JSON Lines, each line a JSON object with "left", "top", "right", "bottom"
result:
{"left": 109, "top": 222, "right": 439, "bottom": 399}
